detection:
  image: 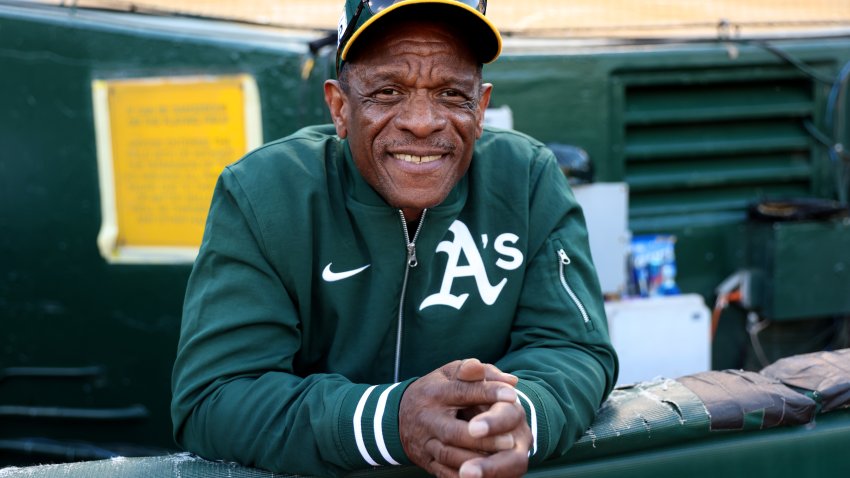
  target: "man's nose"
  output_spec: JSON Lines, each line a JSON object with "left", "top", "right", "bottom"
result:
{"left": 394, "top": 92, "right": 447, "bottom": 137}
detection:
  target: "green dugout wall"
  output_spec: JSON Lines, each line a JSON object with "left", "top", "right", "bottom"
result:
{"left": 1, "top": 0, "right": 849, "bottom": 469}
{"left": 0, "top": 1, "right": 330, "bottom": 464}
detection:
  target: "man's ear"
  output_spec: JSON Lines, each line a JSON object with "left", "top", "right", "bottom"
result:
{"left": 475, "top": 83, "right": 493, "bottom": 138}
{"left": 324, "top": 79, "right": 349, "bottom": 138}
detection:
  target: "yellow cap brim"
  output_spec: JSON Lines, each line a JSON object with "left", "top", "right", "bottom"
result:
{"left": 339, "top": 0, "right": 502, "bottom": 66}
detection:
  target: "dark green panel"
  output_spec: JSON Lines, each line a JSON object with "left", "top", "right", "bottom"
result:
{"left": 749, "top": 219, "right": 850, "bottom": 320}
{"left": 630, "top": 184, "right": 812, "bottom": 221}
{"left": 484, "top": 56, "right": 615, "bottom": 178}
{"left": 0, "top": 2, "right": 330, "bottom": 463}
{"left": 625, "top": 119, "right": 811, "bottom": 159}
{"left": 626, "top": 152, "right": 812, "bottom": 191}
{"left": 624, "top": 79, "right": 813, "bottom": 124}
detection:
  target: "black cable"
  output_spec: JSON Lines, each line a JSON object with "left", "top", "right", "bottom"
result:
{"left": 824, "top": 61, "right": 850, "bottom": 204}
{"left": 743, "top": 39, "right": 835, "bottom": 85}
{"left": 803, "top": 119, "right": 833, "bottom": 148}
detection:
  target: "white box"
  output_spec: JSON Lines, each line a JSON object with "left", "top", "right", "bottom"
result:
{"left": 605, "top": 294, "right": 711, "bottom": 386}
{"left": 572, "top": 182, "right": 630, "bottom": 296}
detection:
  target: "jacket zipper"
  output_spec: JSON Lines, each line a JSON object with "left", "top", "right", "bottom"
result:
{"left": 557, "top": 248, "right": 591, "bottom": 326}
{"left": 394, "top": 209, "right": 427, "bottom": 382}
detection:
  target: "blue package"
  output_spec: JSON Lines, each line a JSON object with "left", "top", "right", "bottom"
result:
{"left": 628, "top": 235, "right": 680, "bottom": 297}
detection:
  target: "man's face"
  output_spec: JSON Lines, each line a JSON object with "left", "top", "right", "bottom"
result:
{"left": 324, "top": 20, "right": 492, "bottom": 220}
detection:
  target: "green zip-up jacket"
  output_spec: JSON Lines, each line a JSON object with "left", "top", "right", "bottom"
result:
{"left": 171, "top": 124, "right": 618, "bottom": 477}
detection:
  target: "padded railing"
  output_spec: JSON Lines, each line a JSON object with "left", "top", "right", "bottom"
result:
{"left": 2, "top": 349, "right": 848, "bottom": 478}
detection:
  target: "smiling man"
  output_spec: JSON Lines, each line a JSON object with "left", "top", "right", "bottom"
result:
{"left": 171, "top": 1, "right": 617, "bottom": 478}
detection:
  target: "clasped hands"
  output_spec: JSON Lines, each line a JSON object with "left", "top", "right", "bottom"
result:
{"left": 399, "top": 359, "right": 532, "bottom": 478}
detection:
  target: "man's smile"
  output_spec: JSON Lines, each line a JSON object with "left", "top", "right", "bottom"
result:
{"left": 393, "top": 153, "right": 442, "bottom": 164}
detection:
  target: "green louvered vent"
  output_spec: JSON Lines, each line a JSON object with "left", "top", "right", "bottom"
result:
{"left": 619, "top": 68, "right": 817, "bottom": 232}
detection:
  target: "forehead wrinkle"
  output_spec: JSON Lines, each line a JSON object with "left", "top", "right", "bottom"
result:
{"left": 385, "top": 37, "right": 455, "bottom": 57}
{"left": 361, "top": 58, "right": 476, "bottom": 92}
{"left": 357, "top": 54, "right": 476, "bottom": 91}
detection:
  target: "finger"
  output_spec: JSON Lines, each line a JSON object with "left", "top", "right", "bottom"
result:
{"left": 459, "top": 448, "right": 529, "bottom": 478}
{"left": 454, "top": 359, "right": 487, "bottom": 382}
{"left": 427, "top": 409, "right": 480, "bottom": 447}
{"left": 425, "top": 437, "right": 487, "bottom": 470}
{"left": 431, "top": 412, "right": 520, "bottom": 453}
{"left": 469, "top": 433, "right": 516, "bottom": 453}
{"left": 468, "top": 401, "right": 525, "bottom": 438}
{"left": 455, "top": 360, "right": 518, "bottom": 386}
{"left": 425, "top": 410, "right": 512, "bottom": 454}
{"left": 429, "top": 458, "right": 461, "bottom": 478}
{"left": 428, "top": 378, "right": 516, "bottom": 408}
{"left": 483, "top": 364, "right": 518, "bottom": 386}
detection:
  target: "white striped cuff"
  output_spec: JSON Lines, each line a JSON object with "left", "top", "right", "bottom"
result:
{"left": 345, "top": 381, "right": 411, "bottom": 468}
{"left": 516, "top": 388, "right": 539, "bottom": 456}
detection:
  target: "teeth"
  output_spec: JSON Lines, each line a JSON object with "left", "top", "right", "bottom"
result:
{"left": 395, "top": 153, "right": 441, "bottom": 164}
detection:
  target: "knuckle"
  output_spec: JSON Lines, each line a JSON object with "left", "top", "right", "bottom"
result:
{"left": 442, "top": 360, "right": 463, "bottom": 379}
{"left": 450, "top": 378, "right": 471, "bottom": 398}
{"left": 511, "top": 402, "right": 526, "bottom": 421}
{"left": 441, "top": 379, "right": 472, "bottom": 405}
{"left": 427, "top": 459, "right": 443, "bottom": 477}
{"left": 501, "top": 400, "right": 524, "bottom": 420}
{"left": 478, "top": 403, "right": 522, "bottom": 434}
{"left": 436, "top": 444, "right": 453, "bottom": 464}
{"left": 436, "top": 418, "right": 456, "bottom": 440}
{"left": 426, "top": 437, "right": 454, "bottom": 465}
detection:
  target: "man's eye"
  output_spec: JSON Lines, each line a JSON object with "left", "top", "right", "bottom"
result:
{"left": 377, "top": 88, "right": 399, "bottom": 96}
{"left": 440, "top": 90, "right": 472, "bottom": 104}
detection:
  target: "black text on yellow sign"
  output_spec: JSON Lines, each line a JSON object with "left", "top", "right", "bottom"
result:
{"left": 93, "top": 74, "right": 262, "bottom": 263}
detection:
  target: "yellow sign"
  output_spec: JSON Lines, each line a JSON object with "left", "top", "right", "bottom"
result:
{"left": 93, "top": 75, "right": 262, "bottom": 263}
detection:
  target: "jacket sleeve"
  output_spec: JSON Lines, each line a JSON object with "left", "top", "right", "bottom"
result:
{"left": 494, "top": 151, "right": 619, "bottom": 464}
{"left": 170, "top": 167, "right": 413, "bottom": 477}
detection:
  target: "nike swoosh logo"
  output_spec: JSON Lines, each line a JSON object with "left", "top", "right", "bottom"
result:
{"left": 322, "top": 263, "right": 370, "bottom": 282}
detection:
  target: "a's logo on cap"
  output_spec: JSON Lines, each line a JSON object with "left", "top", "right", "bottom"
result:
{"left": 337, "top": 11, "right": 348, "bottom": 47}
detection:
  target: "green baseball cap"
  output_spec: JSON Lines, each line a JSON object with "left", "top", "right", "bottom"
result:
{"left": 336, "top": 0, "right": 502, "bottom": 73}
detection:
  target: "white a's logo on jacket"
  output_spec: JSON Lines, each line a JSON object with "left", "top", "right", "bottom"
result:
{"left": 420, "top": 220, "right": 523, "bottom": 310}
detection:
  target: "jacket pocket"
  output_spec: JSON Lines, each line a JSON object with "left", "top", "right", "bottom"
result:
{"left": 553, "top": 239, "right": 595, "bottom": 332}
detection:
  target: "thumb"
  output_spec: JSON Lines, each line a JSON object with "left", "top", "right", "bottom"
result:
{"left": 455, "top": 358, "right": 487, "bottom": 382}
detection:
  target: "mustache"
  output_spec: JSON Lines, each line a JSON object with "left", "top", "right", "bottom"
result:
{"left": 378, "top": 137, "right": 456, "bottom": 153}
